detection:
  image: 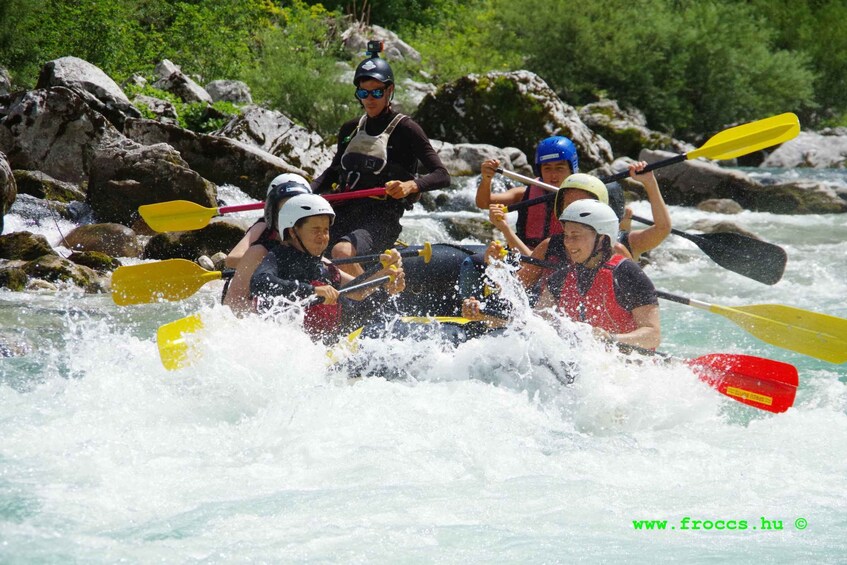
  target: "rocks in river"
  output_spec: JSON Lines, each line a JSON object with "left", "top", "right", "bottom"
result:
{"left": 13, "top": 169, "right": 85, "bottom": 202}
{"left": 414, "top": 70, "right": 614, "bottom": 171}
{"left": 0, "top": 86, "right": 130, "bottom": 183}
{"left": 22, "top": 254, "right": 105, "bottom": 292}
{"left": 67, "top": 250, "right": 121, "bottom": 273}
{"left": 0, "top": 231, "right": 56, "bottom": 261}
{"left": 761, "top": 130, "right": 847, "bottom": 169}
{"left": 143, "top": 221, "right": 246, "bottom": 261}
{"left": 64, "top": 223, "right": 142, "bottom": 258}
{"left": 0, "top": 266, "right": 28, "bottom": 291}
{"left": 638, "top": 149, "right": 847, "bottom": 214}
{"left": 86, "top": 141, "right": 217, "bottom": 226}
{"left": 690, "top": 219, "right": 760, "bottom": 239}
{"left": 442, "top": 217, "right": 496, "bottom": 243}
{"left": 697, "top": 199, "right": 744, "bottom": 214}
{"left": 124, "top": 117, "right": 306, "bottom": 200}
{"left": 430, "top": 140, "right": 531, "bottom": 177}
{"left": 1, "top": 151, "right": 15, "bottom": 232}
{"left": 579, "top": 100, "right": 693, "bottom": 159}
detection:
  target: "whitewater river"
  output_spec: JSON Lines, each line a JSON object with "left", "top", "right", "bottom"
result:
{"left": 1, "top": 169, "right": 846, "bottom": 563}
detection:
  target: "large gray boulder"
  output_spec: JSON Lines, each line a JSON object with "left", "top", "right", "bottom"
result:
{"left": 342, "top": 24, "right": 422, "bottom": 63}
{"left": 214, "top": 106, "right": 333, "bottom": 178}
{"left": 414, "top": 71, "right": 614, "bottom": 171}
{"left": 205, "top": 80, "right": 252, "bottom": 104}
{"left": 761, "top": 130, "right": 847, "bottom": 169}
{"left": 0, "top": 87, "right": 129, "bottom": 183}
{"left": 640, "top": 148, "right": 847, "bottom": 214}
{"left": 125, "top": 117, "right": 308, "bottom": 199}
{"left": 430, "top": 140, "right": 531, "bottom": 177}
{"left": 1, "top": 151, "right": 15, "bottom": 233}
{"left": 143, "top": 221, "right": 245, "bottom": 260}
{"left": 36, "top": 56, "right": 141, "bottom": 130}
{"left": 153, "top": 60, "right": 212, "bottom": 104}
{"left": 579, "top": 99, "right": 692, "bottom": 159}
{"left": 87, "top": 142, "right": 217, "bottom": 226}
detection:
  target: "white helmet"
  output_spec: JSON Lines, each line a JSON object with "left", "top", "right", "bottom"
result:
{"left": 277, "top": 194, "right": 335, "bottom": 232}
{"left": 559, "top": 199, "right": 619, "bottom": 243}
{"left": 265, "top": 173, "right": 312, "bottom": 228}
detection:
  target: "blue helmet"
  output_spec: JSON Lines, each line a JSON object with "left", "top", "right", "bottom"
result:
{"left": 533, "top": 136, "right": 579, "bottom": 176}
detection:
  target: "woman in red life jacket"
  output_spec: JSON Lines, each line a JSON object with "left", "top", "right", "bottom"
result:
{"left": 222, "top": 174, "right": 312, "bottom": 316}
{"left": 250, "top": 194, "right": 405, "bottom": 341}
{"left": 463, "top": 200, "right": 660, "bottom": 350}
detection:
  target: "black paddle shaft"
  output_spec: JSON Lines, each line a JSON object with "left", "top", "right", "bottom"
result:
{"left": 632, "top": 215, "right": 787, "bottom": 285}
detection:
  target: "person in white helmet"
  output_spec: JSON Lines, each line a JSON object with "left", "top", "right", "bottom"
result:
{"left": 463, "top": 200, "right": 660, "bottom": 350}
{"left": 222, "top": 174, "right": 313, "bottom": 315}
{"left": 250, "top": 194, "right": 405, "bottom": 341}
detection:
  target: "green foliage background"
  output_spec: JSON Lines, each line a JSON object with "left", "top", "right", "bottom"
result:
{"left": 1, "top": 0, "right": 844, "bottom": 139}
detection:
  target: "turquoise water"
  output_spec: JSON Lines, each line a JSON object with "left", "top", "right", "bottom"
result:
{"left": 1, "top": 169, "right": 846, "bottom": 563}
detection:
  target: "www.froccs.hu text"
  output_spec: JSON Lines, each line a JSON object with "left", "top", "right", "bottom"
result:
{"left": 632, "top": 516, "right": 808, "bottom": 531}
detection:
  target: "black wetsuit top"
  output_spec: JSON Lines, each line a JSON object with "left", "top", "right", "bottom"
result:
{"left": 250, "top": 242, "right": 337, "bottom": 302}
{"left": 311, "top": 108, "right": 450, "bottom": 252}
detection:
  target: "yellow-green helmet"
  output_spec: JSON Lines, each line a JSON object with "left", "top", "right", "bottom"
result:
{"left": 559, "top": 173, "right": 608, "bottom": 204}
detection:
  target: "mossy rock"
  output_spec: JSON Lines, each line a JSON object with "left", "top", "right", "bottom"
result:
{"left": 0, "top": 232, "right": 57, "bottom": 261}
{"left": 143, "top": 221, "right": 246, "bottom": 260}
{"left": 0, "top": 266, "right": 28, "bottom": 291}
{"left": 68, "top": 251, "right": 121, "bottom": 273}
{"left": 442, "top": 217, "right": 495, "bottom": 243}
{"left": 746, "top": 182, "right": 847, "bottom": 214}
{"left": 22, "top": 255, "right": 102, "bottom": 291}
{"left": 13, "top": 170, "right": 86, "bottom": 202}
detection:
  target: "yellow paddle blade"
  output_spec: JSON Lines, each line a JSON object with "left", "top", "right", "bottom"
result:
{"left": 111, "top": 259, "right": 222, "bottom": 305}
{"left": 138, "top": 200, "right": 219, "bottom": 232}
{"left": 710, "top": 303, "right": 847, "bottom": 364}
{"left": 157, "top": 314, "right": 204, "bottom": 371}
{"left": 689, "top": 113, "right": 800, "bottom": 161}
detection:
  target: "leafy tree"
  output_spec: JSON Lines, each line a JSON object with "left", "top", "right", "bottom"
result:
{"left": 243, "top": 2, "right": 357, "bottom": 138}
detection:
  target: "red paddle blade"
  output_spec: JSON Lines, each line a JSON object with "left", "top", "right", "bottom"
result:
{"left": 686, "top": 354, "right": 798, "bottom": 413}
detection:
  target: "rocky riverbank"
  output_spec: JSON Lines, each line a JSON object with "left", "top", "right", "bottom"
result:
{"left": 2, "top": 26, "right": 846, "bottom": 293}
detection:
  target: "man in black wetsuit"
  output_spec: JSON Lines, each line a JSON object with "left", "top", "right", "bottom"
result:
{"left": 311, "top": 41, "right": 450, "bottom": 275}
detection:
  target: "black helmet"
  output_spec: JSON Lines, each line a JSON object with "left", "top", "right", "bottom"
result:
{"left": 264, "top": 173, "right": 311, "bottom": 229}
{"left": 354, "top": 56, "right": 394, "bottom": 86}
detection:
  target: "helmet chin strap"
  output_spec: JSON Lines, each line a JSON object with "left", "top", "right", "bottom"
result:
{"left": 292, "top": 227, "right": 321, "bottom": 258}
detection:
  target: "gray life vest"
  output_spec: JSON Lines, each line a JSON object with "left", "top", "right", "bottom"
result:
{"left": 340, "top": 113, "right": 406, "bottom": 191}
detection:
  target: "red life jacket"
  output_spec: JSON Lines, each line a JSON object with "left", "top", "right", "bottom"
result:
{"left": 303, "top": 280, "right": 343, "bottom": 338}
{"left": 556, "top": 254, "right": 638, "bottom": 335}
{"left": 516, "top": 182, "right": 562, "bottom": 248}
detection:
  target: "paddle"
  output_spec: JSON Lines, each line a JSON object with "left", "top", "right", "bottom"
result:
{"left": 502, "top": 112, "right": 801, "bottom": 212}
{"left": 139, "top": 187, "right": 388, "bottom": 233}
{"left": 685, "top": 353, "right": 797, "bottom": 413}
{"left": 515, "top": 255, "right": 846, "bottom": 363}
{"left": 333, "top": 242, "right": 433, "bottom": 266}
{"left": 111, "top": 242, "right": 426, "bottom": 306}
{"left": 630, "top": 215, "right": 787, "bottom": 285}
{"left": 111, "top": 259, "right": 233, "bottom": 306}
{"left": 658, "top": 291, "right": 847, "bottom": 364}
{"left": 157, "top": 275, "right": 395, "bottom": 371}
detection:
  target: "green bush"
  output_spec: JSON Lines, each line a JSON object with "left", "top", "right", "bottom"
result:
{"left": 243, "top": 2, "right": 357, "bottom": 138}
{"left": 125, "top": 83, "right": 240, "bottom": 133}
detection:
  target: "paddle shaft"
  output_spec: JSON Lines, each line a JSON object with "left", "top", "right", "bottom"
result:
{"left": 333, "top": 247, "right": 424, "bottom": 266}
{"left": 216, "top": 187, "right": 388, "bottom": 216}
{"left": 306, "top": 275, "right": 391, "bottom": 306}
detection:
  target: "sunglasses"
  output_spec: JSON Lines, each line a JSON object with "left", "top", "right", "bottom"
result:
{"left": 355, "top": 87, "right": 386, "bottom": 100}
